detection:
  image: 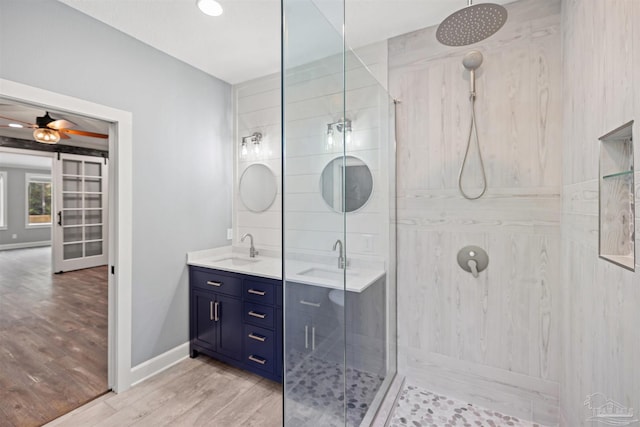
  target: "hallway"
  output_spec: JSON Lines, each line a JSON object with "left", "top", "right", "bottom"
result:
{"left": 0, "top": 247, "right": 108, "bottom": 426}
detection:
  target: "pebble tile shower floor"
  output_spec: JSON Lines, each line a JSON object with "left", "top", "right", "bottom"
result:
{"left": 285, "top": 351, "right": 384, "bottom": 427}
{"left": 389, "top": 384, "right": 547, "bottom": 427}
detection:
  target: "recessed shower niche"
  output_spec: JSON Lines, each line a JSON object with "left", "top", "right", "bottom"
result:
{"left": 599, "top": 120, "right": 635, "bottom": 271}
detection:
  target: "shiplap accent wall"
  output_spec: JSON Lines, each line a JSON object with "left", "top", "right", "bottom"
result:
{"left": 232, "top": 42, "right": 391, "bottom": 263}
{"left": 388, "top": 0, "right": 562, "bottom": 424}
{"left": 560, "top": 0, "right": 640, "bottom": 425}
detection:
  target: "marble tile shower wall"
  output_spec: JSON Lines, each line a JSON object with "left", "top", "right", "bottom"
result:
{"left": 388, "top": 0, "right": 563, "bottom": 425}
{"left": 561, "top": 0, "right": 640, "bottom": 426}
{"left": 232, "top": 43, "right": 391, "bottom": 262}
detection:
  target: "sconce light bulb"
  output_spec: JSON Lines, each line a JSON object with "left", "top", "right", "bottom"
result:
{"left": 241, "top": 142, "right": 248, "bottom": 158}
{"left": 345, "top": 130, "right": 352, "bottom": 145}
{"left": 253, "top": 141, "right": 260, "bottom": 154}
{"left": 327, "top": 132, "right": 334, "bottom": 147}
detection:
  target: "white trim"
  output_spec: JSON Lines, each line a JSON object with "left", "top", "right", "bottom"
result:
{"left": 0, "top": 240, "right": 51, "bottom": 251}
{"left": 0, "top": 78, "right": 134, "bottom": 393}
{"left": 24, "top": 172, "right": 52, "bottom": 228}
{"left": 129, "top": 342, "right": 190, "bottom": 387}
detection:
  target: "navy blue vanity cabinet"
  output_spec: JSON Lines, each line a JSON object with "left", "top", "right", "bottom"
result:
{"left": 190, "top": 267, "right": 243, "bottom": 363}
{"left": 189, "top": 265, "right": 283, "bottom": 382}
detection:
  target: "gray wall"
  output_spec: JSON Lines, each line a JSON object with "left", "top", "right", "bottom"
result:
{"left": 389, "top": 0, "right": 562, "bottom": 424}
{"left": 0, "top": 0, "right": 233, "bottom": 365}
{"left": 0, "top": 167, "right": 52, "bottom": 246}
{"left": 561, "top": 0, "right": 640, "bottom": 425}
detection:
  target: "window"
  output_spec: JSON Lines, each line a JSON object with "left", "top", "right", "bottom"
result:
{"left": 0, "top": 171, "right": 6, "bottom": 229}
{"left": 26, "top": 174, "right": 52, "bottom": 227}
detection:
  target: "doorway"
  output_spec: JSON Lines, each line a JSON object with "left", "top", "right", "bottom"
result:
{"left": 0, "top": 140, "right": 110, "bottom": 425}
{"left": 0, "top": 79, "right": 134, "bottom": 425}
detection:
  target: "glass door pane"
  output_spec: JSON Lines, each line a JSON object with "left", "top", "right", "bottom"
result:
{"left": 282, "top": 0, "right": 347, "bottom": 425}
{"left": 55, "top": 155, "right": 108, "bottom": 272}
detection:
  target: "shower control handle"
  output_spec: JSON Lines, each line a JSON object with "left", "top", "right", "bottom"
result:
{"left": 468, "top": 259, "right": 479, "bottom": 278}
{"left": 457, "top": 245, "right": 489, "bottom": 278}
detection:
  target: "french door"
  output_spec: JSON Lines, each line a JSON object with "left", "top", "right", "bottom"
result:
{"left": 53, "top": 153, "right": 108, "bottom": 273}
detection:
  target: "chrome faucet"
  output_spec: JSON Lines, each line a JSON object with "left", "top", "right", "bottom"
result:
{"left": 332, "top": 239, "right": 346, "bottom": 269}
{"left": 241, "top": 233, "right": 258, "bottom": 258}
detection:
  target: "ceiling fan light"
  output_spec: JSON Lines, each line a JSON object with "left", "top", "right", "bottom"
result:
{"left": 197, "top": 0, "right": 223, "bottom": 16}
{"left": 33, "top": 128, "right": 60, "bottom": 144}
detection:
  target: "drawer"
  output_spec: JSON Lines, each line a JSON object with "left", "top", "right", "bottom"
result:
{"left": 244, "top": 302, "right": 274, "bottom": 330}
{"left": 286, "top": 282, "right": 329, "bottom": 313}
{"left": 243, "top": 349, "right": 275, "bottom": 375}
{"left": 191, "top": 268, "right": 241, "bottom": 297}
{"left": 243, "top": 325, "right": 275, "bottom": 361}
{"left": 243, "top": 280, "right": 275, "bottom": 306}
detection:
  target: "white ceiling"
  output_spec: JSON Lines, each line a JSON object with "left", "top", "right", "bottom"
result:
{"left": 57, "top": 0, "right": 514, "bottom": 85}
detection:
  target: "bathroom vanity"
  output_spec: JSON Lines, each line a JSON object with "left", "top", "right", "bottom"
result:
{"left": 187, "top": 246, "right": 386, "bottom": 383}
{"left": 189, "top": 265, "right": 283, "bottom": 381}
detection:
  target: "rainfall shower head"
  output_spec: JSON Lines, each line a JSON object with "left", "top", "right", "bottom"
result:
{"left": 462, "top": 51, "right": 483, "bottom": 70}
{"left": 436, "top": 1, "right": 508, "bottom": 47}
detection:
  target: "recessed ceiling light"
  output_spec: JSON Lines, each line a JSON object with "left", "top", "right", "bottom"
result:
{"left": 197, "top": 0, "right": 223, "bottom": 17}
{"left": 8, "top": 123, "right": 23, "bottom": 128}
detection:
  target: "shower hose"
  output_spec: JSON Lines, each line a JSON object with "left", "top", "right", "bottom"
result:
{"left": 458, "top": 95, "right": 487, "bottom": 200}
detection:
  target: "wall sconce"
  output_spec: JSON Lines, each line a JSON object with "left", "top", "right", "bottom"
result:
{"left": 326, "top": 118, "right": 352, "bottom": 149}
{"left": 240, "top": 132, "right": 262, "bottom": 159}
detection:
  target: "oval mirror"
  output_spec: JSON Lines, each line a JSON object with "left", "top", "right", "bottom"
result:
{"left": 320, "top": 156, "right": 373, "bottom": 213}
{"left": 239, "top": 164, "right": 277, "bottom": 212}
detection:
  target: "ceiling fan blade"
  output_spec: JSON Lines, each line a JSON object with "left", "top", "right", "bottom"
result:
{"left": 47, "top": 119, "right": 76, "bottom": 130}
{"left": 0, "top": 115, "right": 36, "bottom": 127}
{"left": 59, "top": 132, "right": 71, "bottom": 140}
{"left": 59, "top": 128, "right": 108, "bottom": 139}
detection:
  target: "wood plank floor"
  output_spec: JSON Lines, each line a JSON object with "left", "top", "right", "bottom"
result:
{"left": 46, "top": 357, "right": 284, "bottom": 427}
{"left": 0, "top": 247, "right": 108, "bottom": 427}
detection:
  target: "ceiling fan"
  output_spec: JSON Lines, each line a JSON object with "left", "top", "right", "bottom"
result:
{"left": 0, "top": 111, "right": 108, "bottom": 144}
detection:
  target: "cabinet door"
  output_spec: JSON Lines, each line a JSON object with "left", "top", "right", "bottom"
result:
{"left": 217, "top": 294, "right": 243, "bottom": 361}
{"left": 192, "top": 290, "right": 217, "bottom": 350}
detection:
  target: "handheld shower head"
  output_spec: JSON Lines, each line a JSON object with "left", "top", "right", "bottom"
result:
{"left": 462, "top": 51, "right": 483, "bottom": 98}
{"left": 462, "top": 51, "right": 483, "bottom": 70}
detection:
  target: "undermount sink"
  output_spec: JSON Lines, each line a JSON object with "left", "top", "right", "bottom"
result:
{"left": 296, "top": 267, "right": 358, "bottom": 282}
{"left": 209, "top": 257, "right": 260, "bottom": 266}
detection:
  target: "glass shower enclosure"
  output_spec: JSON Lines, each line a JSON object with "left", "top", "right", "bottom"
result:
{"left": 282, "top": 0, "right": 397, "bottom": 425}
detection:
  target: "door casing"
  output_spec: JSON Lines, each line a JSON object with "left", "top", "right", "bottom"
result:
{"left": 0, "top": 78, "right": 134, "bottom": 392}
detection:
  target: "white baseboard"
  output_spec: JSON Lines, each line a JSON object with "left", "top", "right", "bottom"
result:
{"left": 129, "top": 342, "right": 190, "bottom": 387}
{"left": 0, "top": 240, "right": 51, "bottom": 251}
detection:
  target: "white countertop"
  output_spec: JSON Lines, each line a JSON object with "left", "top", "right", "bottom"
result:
{"left": 187, "top": 246, "right": 385, "bottom": 293}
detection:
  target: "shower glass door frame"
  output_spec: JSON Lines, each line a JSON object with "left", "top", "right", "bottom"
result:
{"left": 282, "top": 0, "right": 397, "bottom": 424}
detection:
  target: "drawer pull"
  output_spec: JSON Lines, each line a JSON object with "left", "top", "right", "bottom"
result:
{"left": 248, "top": 289, "right": 266, "bottom": 296}
{"left": 248, "top": 355, "right": 267, "bottom": 365}
{"left": 248, "top": 311, "right": 266, "bottom": 319}
{"left": 300, "top": 299, "right": 321, "bottom": 308}
{"left": 248, "top": 333, "right": 266, "bottom": 342}
{"left": 207, "top": 281, "right": 222, "bottom": 287}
